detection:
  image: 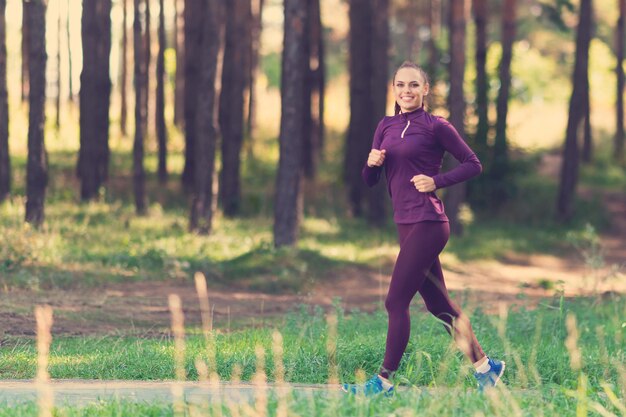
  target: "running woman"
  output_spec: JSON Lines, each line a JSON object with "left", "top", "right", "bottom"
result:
{"left": 342, "top": 61, "right": 505, "bottom": 395}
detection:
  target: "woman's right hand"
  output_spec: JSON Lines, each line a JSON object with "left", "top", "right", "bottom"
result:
{"left": 367, "top": 149, "right": 386, "bottom": 167}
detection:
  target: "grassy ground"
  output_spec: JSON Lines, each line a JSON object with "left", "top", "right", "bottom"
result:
{"left": 0, "top": 295, "right": 624, "bottom": 415}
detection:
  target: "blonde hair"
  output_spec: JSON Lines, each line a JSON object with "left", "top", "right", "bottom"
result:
{"left": 392, "top": 61, "right": 430, "bottom": 115}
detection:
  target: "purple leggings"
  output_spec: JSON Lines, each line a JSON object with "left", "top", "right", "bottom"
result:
{"left": 380, "top": 221, "right": 485, "bottom": 377}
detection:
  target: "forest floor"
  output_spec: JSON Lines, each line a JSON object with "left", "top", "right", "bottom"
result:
{"left": 1, "top": 188, "right": 624, "bottom": 338}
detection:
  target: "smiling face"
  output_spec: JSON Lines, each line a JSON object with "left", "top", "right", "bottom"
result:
{"left": 393, "top": 67, "right": 429, "bottom": 114}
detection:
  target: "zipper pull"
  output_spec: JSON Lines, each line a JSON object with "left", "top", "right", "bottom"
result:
{"left": 401, "top": 120, "right": 410, "bottom": 138}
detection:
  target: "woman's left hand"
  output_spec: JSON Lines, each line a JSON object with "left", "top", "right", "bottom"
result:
{"left": 410, "top": 174, "right": 436, "bottom": 192}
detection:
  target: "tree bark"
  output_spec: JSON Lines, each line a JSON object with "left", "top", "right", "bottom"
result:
{"left": 181, "top": 0, "right": 203, "bottom": 190}
{"left": 78, "top": 0, "right": 112, "bottom": 201}
{"left": 189, "top": 0, "right": 223, "bottom": 234}
{"left": 0, "top": 0, "right": 9, "bottom": 202}
{"left": 156, "top": 0, "right": 167, "bottom": 183}
{"left": 121, "top": 0, "right": 128, "bottom": 136}
{"left": 344, "top": 0, "right": 388, "bottom": 225}
{"left": 274, "top": 0, "right": 307, "bottom": 247}
{"left": 133, "top": 0, "right": 147, "bottom": 214}
{"left": 557, "top": 0, "right": 593, "bottom": 221}
{"left": 21, "top": 4, "right": 29, "bottom": 102}
{"left": 616, "top": 0, "right": 625, "bottom": 163}
{"left": 246, "top": 0, "right": 264, "bottom": 146}
{"left": 219, "top": 0, "right": 250, "bottom": 216}
{"left": 174, "top": 0, "right": 185, "bottom": 128}
{"left": 582, "top": 80, "right": 593, "bottom": 163}
{"left": 473, "top": 0, "right": 489, "bottom": 150}
{"left": 444, "top": 0, "right": 467, "bottom": 236}
{"left": 55, "top": 3, "right": 61, "bottom": 129}
{"left": 66, "top": 0, "right": 74, "bottom": 101}
{"left": 303, "top": 0, "right": 325, "bottom": 179}
{"left": 25, "top": 0, "right": 47, "bottom": 227}
{"left": 491, "top": 0, "right": 516, "bottom": 180}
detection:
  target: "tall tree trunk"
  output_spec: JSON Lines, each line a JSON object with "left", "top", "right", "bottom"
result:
{"left": 181, "top": 0, "right": 203, "bottom": 190}
{"left": 173, "top": 0, "right": 185, "bottom": 128}
{"left": 55, "top": 3, "right": 61, "bottom": 129}
{"left": 21, "top": 3, "right": 29, "bottom": 102}
{"left": 246, "top": 0, "right": 264, "bottom": 146}
{"left": 66, "top": 0, "right": 74, "bottom": 101}
{"left": 143, "top": 0, "right": 151, "bottom": 139}
{"left": 473, "top": 0, "right": 489, "bottom": 149}
{"left": 156, "top": 0, "right": 167, "bottom": 183}
{"left": 133, "top": 0, "right": 147, "bottom": 214}
{"left": 616, "top": 0, "right": 625, "bottom": 164}
{"left": 0, "top": 0, "right": 9, "bottom": 203}
{"left": 303, "top": 0, "right": 325, "bottom": 179}
{"left": 582, "top": 81, "right": 593, "bottom": 163}
{"left": 25, "top": 0, "right": 47, "bottom": 227}
{"left": 189, "top": 0, "right": 223, "bottom": 234}
{"left": 557, "top": 0, "right": 593, "bottom": 221}
{"left": 491, "top": 0, "right": 516, "bottom": 180}
{"left": 219, "top": 0, "right": 250, "bottom": 216}
{"left": 78, "top": 0, "right": 112, "bottom": 201}
{"left": 274, "top": 0, "right": 307, "bottom": 247}
{"left": 344, "top": 0, "right": 387, "bottom": 225}
{"left": 444, "top": 0, "right": 467, "bottom": 236}
{"left": 121, "top": 0, "right": 128, "bottom": 136}
{"left": 426, "top": 0, "right": 441, "bottom": 106}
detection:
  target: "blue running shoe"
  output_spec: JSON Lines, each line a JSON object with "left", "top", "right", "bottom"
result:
{"left": 341, "top": 374, "right": 394, "bottom": 396}
{"left": 474, "top": 358, "right": 505, "bottom": 391}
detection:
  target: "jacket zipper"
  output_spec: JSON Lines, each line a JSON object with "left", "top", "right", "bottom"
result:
{"left": 401, "top": 120, "right": 410, "bottom": 138}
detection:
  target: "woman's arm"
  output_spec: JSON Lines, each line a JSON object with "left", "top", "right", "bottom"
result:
{"left": 362, "top": 119, "right": 386, "bottom": 187}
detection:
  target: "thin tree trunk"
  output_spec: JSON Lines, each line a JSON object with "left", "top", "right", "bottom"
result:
{"left": 78, "top": 0, "right": 112, "bottom": 201}
{"left": 444, "top": 0, "right": 467, "bottom": 236}
{"left": 491, "top": 0, "right": 516, "bottom": 180}
{"left": 557, "top": 0, "right": 593, "bottom": 221}
{"left": 427, "top": 0, "right": 441, "bottom": 79}
{"left": 0, "top": 0, "right": 9, "bottom": 202}
{"left": 133, "top": 0, "right": 147, "bottom": 214}
{"left": 21, "top": 3, "right": 29, "bottom": 102}
{"left": 182, "top": 0, "right": 203, "bottom": 190}
{"left": 156, "top": 0, "right": 167, "bottom": 183}
{"left": 25, "top": 0, "right": 47, "bottom": 227}
{"left": 173, "top": 0, "right": 185, "bottom": 128}
{"left": 473, "top": 0, "right": 488, "bottom": 149}
{"left": 55, "top": 2, "right": 61, "bottom": 129}
{"left": 582, "top": 80, "right": 593, "bottom": 163}
{"left": 121, "top": 0, "right": 128, "bottom": 136}
{"left": 66, "top": 0, "right": 73, "bottom": 101}
{"left": 219, "top": 0, "right": 250, "bottom": 216}
{"left": 303, "top": 0, "right": 325, "bottom": 179}
{"left": 246, "top": 0, "right": 264, "bottom": 148}
{"left": 189, "top": 0, "right": 223, "bottom": 234}
{"left": 274, "top": 0, "right": 307, "bottom": 247}
{"left": 143, "top": 0, "right": 151, "bottom": 139}
{"left": 616, "top": 0, "right": 625, "bottom": 163}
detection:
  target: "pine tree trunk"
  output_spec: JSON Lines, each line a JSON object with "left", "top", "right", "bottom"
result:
{"left": 274, "top": 0, "right": 307, "bottom": 247}
{"left": 133, "top": 0, "right": 147, "bottom": 214}
{"left": 121, "top": 0, "right": 128, "bottom": 136}
{"left": 557, "top": 0, "right": 593, "bottom": 221}
{"left": 25, "top": 0, "right": 47, "bottom": 227}
{"left": 182, "top": 0, "right": 203, "bottom": 190}
{"left": 219, "top": 0, "right": 250, "bottom": 216}
{"left": 66, "top": 0, "right": 73, "bottom": 101}
{"left": 473, "top": 0, "right": 489, "bottom": 149}
{"left": 55, "top": 4, "right": 61, "bottom": 129}
{"left": 246, "top": 0, "right": 264, "bottom": 146}
{"left": 444, "top": 0, "right": 467, "bottom": 236}
{"left": 582, "top": 81, "right": 593, "bottom": 163}
{"left": 303, "top": 0, "right": 325, "bottom": 179}
{"left": 156, "top": 0, "right": 167, "bottom": 183}
{"left": 189, "top": 0, "right": 223, "bottom": 234}
{"left": 0, "top": 0, "right": 9, "bottom": 202}
{"left": 78, "top": 0, "right": 112, "bottom": 201}
{"left": 143, "top": 0, "right": 151, "bottom": 139}
{"left": 21, "top": 3, "right": 29, "bottom": 102}
{"left": 491, "top": 0, "right": 516, "bottom": 180}
{"left": 616, "top": 0, "right": 625, "bottom": 163}
{"left": 173, "top": 0, "right": 185, "bottom": 128}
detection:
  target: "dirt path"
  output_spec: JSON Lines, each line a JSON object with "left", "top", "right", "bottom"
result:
{"left": 1, "top": 188, "right": 624, "bottom": 337}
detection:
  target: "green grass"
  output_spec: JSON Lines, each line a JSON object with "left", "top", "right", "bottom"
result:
{"left": 0, "top": 296, "right": 624, "bottom": 415}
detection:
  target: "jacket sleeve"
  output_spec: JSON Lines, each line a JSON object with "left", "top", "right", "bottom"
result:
{"left": 431, "top": 118, "right": 482, "bottom": 189}
{"left": 361, "top": 119, "right": 386, "bottom": 187}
